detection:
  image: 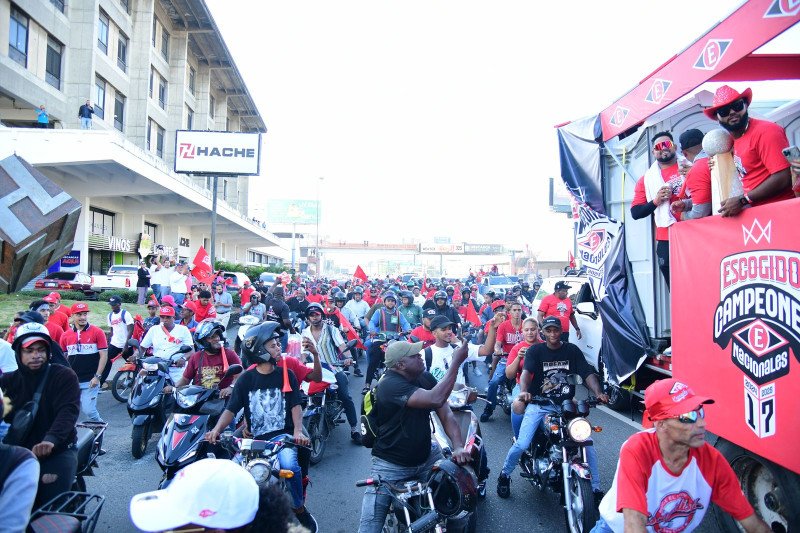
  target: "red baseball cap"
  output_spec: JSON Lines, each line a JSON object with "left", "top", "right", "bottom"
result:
{"left": 491, "top": 300, "right": 506, "bottom": 311}
{"left": 43, "top": 295, "right": 58, "bottom": 303}
{"left": 643, "top": 379, "right": 714, "bottom": 426}
{"left": 48, "top": 291, "right": 62, "bottom": 301}
{"left": 159, "top": 306, "right": 176, "bottom": 317}
{"left": 71, "top": 302, "right": 90, "bottom": 314}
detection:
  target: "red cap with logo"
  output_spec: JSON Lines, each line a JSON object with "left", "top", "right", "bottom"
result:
{"left": 491, "top": 300, "right": 506, "bottom": 311}
{"left": 159, "top": 306, "right": 176, "bottom": 317}
{"left": 43, "top": 295, "right": 58, "bottom": 303}
{"left": 48, "top": 291, "right": 62, "bottom": 301}
{"left": 71, "top": 302, "right": 90, "bottom": 314}
{"left": 642, "top": 378, "right": 714, "bottom": 428}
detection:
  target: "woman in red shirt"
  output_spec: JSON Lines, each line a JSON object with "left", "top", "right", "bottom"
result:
{"left": 506, "top": 317, "right": 540, "bottom": 437}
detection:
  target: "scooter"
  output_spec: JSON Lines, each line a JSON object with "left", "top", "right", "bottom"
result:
{"left": 127, "top": 342, "right": 193, "bottom": 459}
{"left": 155, "top": 364, "right": 243, "bottom": 487}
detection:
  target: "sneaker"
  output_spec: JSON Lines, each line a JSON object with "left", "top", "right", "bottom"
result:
{"left": 496, "top": 473, "right": 511, "bottom": 499}
{"left": 351, "top": 430, "right": 362, "bottom": 445}
{"left": 294, "top": 507, "right": 318, "bottom": 533}
{"left": 101, "top": 381, "right": 111, "bottom": 391}
{"left": 353, "top": 368, "right": 364, "bottom": 377}
{"left": 479, "top": 408, "right": 493, "bottom": 423}
{"left": 593, "top": 489, "right": 605, "bottom": 509}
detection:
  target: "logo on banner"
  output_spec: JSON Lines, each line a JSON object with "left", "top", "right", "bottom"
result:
{"left": 645, "top": 79, "right": 672, "bottom": 104}
{"left": 178, "top": 143, "right": 196, "bottom": 159}
{"left": 577, "top": 229, "right": 606, "bottom": 255}
{"left": 693, "top": 39, "right": 732, "bottom": 70}
{"left": 609, "top": 106, "right": 629, "bottom": 127}
{"left": 576, "top": 211, "right": 620, "bottom": 300}
{"left": 742, "top": 219, "right": 771, "bottom": 245}
{"left": 764, "top": 0, "right": 800, "bottom": 17}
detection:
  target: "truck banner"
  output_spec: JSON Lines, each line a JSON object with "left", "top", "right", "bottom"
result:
{"left": 671, "top": 199, "right": 800, "bottom": 475}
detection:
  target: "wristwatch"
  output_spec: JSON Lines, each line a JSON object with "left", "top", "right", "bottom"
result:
{"left": 94, "top": 373, "right": 102, "bottom": 380}
{"left": 739, "top": 194, "right": 752, "bottom": 206}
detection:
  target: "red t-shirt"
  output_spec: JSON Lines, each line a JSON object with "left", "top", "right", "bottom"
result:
{"left": 193, "top": 302, "right": 217, "bottom": 323}
{"left": 50, "top": 311, "right": 69, "bottom": 331}
{"left": 507, "top": 340, "right": 536, "bottom": 383}
{"left": 45, "top": 322, "right": 62, "bottom": 344}
{"left": 495, "top": 320, "right": 524, "bottom": 354}
{"left": 600, "top": 430, "right": 753, "bottom": 531}
{"left": 679, "top": 155, "right": 712, "bottom": 206}
{"left": 538, "top": 294, "right": 574, "bottom": 332}
{"left": 631, "top": 163, "right": 682, "bottom": 241}
{"left": 409, "top": 326, "right": 435, "bottom": 348}
{"left": 306, "top": 293, "right": 323, "bottom": 304}
{"left": 734, "top": 118, "right": 792, "bottom": 204}
{"left": 246, "top": 355, "right": 313, "bottom": 383}
{"left": 182, "top": 348, "right": 242, "bottom": 389}
{"left": 240, "top": 287, "right": 254, "bottom": 304}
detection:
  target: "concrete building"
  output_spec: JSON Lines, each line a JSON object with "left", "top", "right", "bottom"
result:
{"left": 0, "top": 0, "right": 285, "bottom": 274}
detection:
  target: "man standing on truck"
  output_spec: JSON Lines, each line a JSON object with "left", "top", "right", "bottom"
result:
{"left": 630, "top": 131, "right": 683, "bottom": 288}
{"left": 671, "top": 128, "right": 712, "bottom": 220}
{"left": 592, "top": 378, "right": 771, "bottom": 533}
{"left": 704, "top": 85, "right": 793, "bottom": 217}
{"left": 538, "top": 281, "right": 581, "bottom": 343}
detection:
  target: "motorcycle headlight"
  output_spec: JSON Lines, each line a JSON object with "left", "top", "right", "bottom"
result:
{"left": 176, "top": 391, "right": 199, "bottom": 409}
{"left": 567, "top": 418, "right": 592, "bottom": 442}
{"left": 143, "top": 362, "right": 159, "bottom": 372}
{"left": 448, "top": 389, "right": 468, "bottom": 409}
{"left": 246, "top": 460, "right": 271, "bottom": 485}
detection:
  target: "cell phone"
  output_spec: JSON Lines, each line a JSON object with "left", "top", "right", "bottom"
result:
{"left": 783, "top": 146, "right": 800, "bottom": 161}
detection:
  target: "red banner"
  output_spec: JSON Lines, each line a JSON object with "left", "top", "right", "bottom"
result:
{"left": 353, "top": 265, "right": 368, "bottom": 282}
{"left": 191, "top": 247, "right": 214, "bottom": 285}
{"left": 465, "top": 303, "right": 481, "bottom": 327}
{"left": 598, "top": 0, "right": 799, "bottom": 141}
{"left": 671, "top": 199, "right": 800, "bottom": 475}
{"left": 333, "top": 308, "right": 365, "bottom": 350}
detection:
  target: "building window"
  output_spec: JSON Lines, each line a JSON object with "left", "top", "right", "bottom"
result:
{"left": 117, "top": 33, "right": 128, "bottom": 72}
{"left": 161, "top": 27, "right": 169, "bottom": 60}
{"left": 156, "top": 124, "right": 165, "bottom": 158}
{"left": 114, "top": 93, "right": 125, "bottom": 131}
{"left": 149, "top": 69, "right": 154, "bottom": 98}
{"left": 120, "top": 0, "right": 130, "bottom": 14}
{"left": 223, "top": 179, "right": 228, "bottom": 201}
{"left": 152, "top": 16, "right": 157, "bottom": 47}
{"left": 95, "top": 77, "right": 106, "bottom": 119}
{"left": 90, "top": 207, "right": 115, "bottom": 236}
{"left": 45, "top": 37, "right": 63, "bottom": 90}
{"left": 98, "top": 11, "right": 109, "bottom": 54}
{"left": 158, "top": 75, "right": 167, "bottom": 109}
{"left": 144, "top": 221, "right": 157, "bottom": 242}
{"left": 205, "top": 176, "right": 212, "bottom": 190}
{"left": 188, "top": 66, "right": 196, "bottom": 95}
{"left": 209, "top": 95, "right": 215, "bottom": 119}
{"left": 147, "top": 118, "right": 152, "bottom": 150}
{"left": 50, "top": 0, "right": 64, "bottom": 13}
{"left": 186, "top": 106, "right": 194, "bottom": 130}
{"left": 9, "top": 7, "right": 28, "bottom": 67}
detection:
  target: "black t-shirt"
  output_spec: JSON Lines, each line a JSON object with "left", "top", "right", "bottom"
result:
{"left": 373, "top": 370, "right": 437, "bottom": 467}
{"left": 226, "top": 367, "right": 301, "bottom": 441}
{"left": 263, "top": 297, "right": 290, "bottom": 324}
{"left": 522, "top": 342, "right": 595, "bottom": 404}
{"left": 286, "top": 297, "right": 310, "bottom": 315}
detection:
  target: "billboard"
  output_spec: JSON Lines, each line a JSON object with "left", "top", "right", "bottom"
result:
{"left": 174, "top": 130, "right": 261, "bottom": 175}
{"left": 420, "top": 243, "right": 464, "bottom": 254}
{"left": 266, "top": 199, "right": 320, "bottom": 225}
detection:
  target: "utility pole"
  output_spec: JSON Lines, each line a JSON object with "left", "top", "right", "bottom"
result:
{"left": 315, "top": 176, "right": 323, "bottom": 275}
{"left": 210, "top": 176, "right": 218, "bottom": 267}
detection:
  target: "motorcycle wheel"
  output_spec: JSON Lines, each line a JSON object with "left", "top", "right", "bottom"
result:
{"left": 131, "top": 423, "right": 149, "bottom": 459}
{"left": 564, "top": 474, "right": 598, "bottom": 533}
{"left": 305, "top": 415, "right": 327, "bottom": 465}
{"left": 111, "top": 370, "right": 135, "bottom": 403}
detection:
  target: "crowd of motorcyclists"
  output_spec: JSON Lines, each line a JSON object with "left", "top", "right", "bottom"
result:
{"left": 0, "top": 271, "right": 772, "bottom": 533}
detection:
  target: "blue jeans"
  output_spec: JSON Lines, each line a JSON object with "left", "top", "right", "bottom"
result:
{"left": 359, "top": 443, "right": 442, "bottom": 533}
{"left": 510, "top": 384, "right": 523, "bottom": 437}
{"left": 275, "top": 434, "right": 303, "bottom": 508}
{"left": 159, "top": 285, "right": 171, "bottom": 299}
{"left": 80, "top": 117, "right": 92, "bottom": 129}
{"left": 590, "top": 517, "right": 614, "bottom": 533}
{"left": 172, "top": 293, "right": 186, "bottom": 305}
{"left": 79, "top": 382, "right": 103, "bottom": 422}
{"left": 501, "top": 403, "right": 600, "bottom": 491}
{"left": 485, "top": 359, "right": 508, "bottom": 409}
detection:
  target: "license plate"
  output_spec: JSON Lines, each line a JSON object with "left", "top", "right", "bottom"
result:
{"left": 45, "top": 282, "right": 57, "bottom": 287}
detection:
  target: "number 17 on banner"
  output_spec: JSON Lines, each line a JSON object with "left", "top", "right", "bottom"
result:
{"left": 743, "top": 376, "right": 776, "bottom": 439}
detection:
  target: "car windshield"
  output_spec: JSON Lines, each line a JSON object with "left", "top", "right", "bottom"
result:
{"left": 45, "top": 272, "right": 77, "bottom": 280}
{"left": 487, "top": 276, "right": 512, "bottom": 285}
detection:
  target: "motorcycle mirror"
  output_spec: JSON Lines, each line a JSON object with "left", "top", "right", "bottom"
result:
{"left": 178, "top": 345, "right": 193, "bottom": 354}
{"left": 409, "top": 335, "right": 420, "bottom": 342}
{"left": 341, "top": 339, "right": 358, "bottom": 354}
{"left": 224, "top": 364, "right": 243, "bottom": 378}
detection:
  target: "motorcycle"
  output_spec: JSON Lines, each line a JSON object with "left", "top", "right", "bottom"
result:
{"left": 517, "top": 384, "right": 602, "bottom": 533}
{"left": 301, "top": 339, "right": 358, "bottom": 464}
{"left": 234, "top": 314, "right": 261, "bottom": 363}
{"left": 127, "top": 342, "right": 193, "bottom": 458}
{"left": 73, "top": 421, "right": 107, "bottom": 491}
{"left": 369, "top": 332, "right": 408, "bottom": 384}
{"left": 155, "top": 364, "right": 243, "bottom": 487}
{"left": 111, "top": 338, "right": 151, "bottom": 403}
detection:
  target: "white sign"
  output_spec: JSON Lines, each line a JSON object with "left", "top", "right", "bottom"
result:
{"left": 174, "top": 130, "right": 262, "bottom": 175}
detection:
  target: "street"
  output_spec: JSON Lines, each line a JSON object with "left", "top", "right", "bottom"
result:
{"left": 87, "top": 336, "right": 723, "bottom": 533}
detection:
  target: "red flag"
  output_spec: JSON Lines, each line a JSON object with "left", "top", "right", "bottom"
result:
{"left": 421, "top": 278, "right": 428, "bottom": 295}
{"left": 353, "top": 265, "right": 368, "bottom": 282}
{"left": 333, "top": 308, "right": 366, "bottom": 349}
{"left": 149, "top": 294, "right": 160, "bottom": 307}
{"left": 568, "top": 250, "right": 576, "bottom": 269}
{"left": 191, "top": 247, "right": 214, "bottom": 285}
{"left": 465, "top": 303, "right": 481, "bottom": 327}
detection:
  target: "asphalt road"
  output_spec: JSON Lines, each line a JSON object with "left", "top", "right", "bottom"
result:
{"left": 87, "top": 335, "right": 723, "bottom": 533}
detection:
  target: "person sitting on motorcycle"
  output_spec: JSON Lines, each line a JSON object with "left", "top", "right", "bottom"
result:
{"left": 505, "top": 318, "right": 541, "bottom": 437}
{"left": 496, "top": 316, "right": 608, "bottom": 502}
{"left": 409, "top": 308, "right": 438, "bottom": 348}
{"left": 286, "top": 288, "right": 310, "bottom": 316}
{"left": 398, "top": 290, "right": 422, "bottom": 327}
{"left": 364, "top": 292, "right": 411, "bottom": 393}
{"left": 139, "top": 306, "right": 194, "bottom": 385}
{"left": 358, "top": 340, "right": 472, "bottom": 533}
{"left": 301, "top": 303, "right": 362, "bottom": 444}
{"left": 481, "top": 301, "right": 525, "bottom": 422}
{"left": 242, "top": 292, "right": 267, "bottom": 322}
{"left": 0, "top": 386, "right": 40, "bottom": 533}
{"left": 205, "top": 322, "right": 316, "bottom": 532}
{"left": 432, "top": 290, "right": 462, "bottom": 331}
{"left": 344, "top": 287, "right": 370, "bottom": 333}
{"left": 591, "top": 379, "right": 772, "bottom": 533}
{"left": 165, "top": 320, "right": 242, "bottom": 396}
{"left": 332, "top": 292, "right": 364, "bottom": 377}
{"left": 1, "top": 323, "right": 81, "bottom": 507}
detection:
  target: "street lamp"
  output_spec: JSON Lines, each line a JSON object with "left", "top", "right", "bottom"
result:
{"left": 315, "top": 176, "right": 323, "bottom": 275}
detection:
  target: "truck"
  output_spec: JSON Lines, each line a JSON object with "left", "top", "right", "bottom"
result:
{"left": 90, "top": 264, "right": 139, "bottom": 293}
{"left": 556, "top": 2, "right": 799, "bottom": 530}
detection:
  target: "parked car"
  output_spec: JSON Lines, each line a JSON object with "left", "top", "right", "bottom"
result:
{"left": 221, "top": 272, "right": 251, "bottom": 292}
{"left": 479, "top": 275, "right": 516, "bottom": 297}
{"left": 90, "top": 264, "right": 138, "bottom": 293}
{"left": 35, "top": 271, "right": 95, "bottom": 296}
{"left": 258, "top": 272, "right": 278, "bottom": 285}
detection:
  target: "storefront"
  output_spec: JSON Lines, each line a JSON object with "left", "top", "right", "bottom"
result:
{"left": 87, "top": 233, "right": 139, "bottom": 275}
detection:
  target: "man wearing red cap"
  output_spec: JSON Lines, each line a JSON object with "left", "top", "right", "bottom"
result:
{"left": 59, "top": 303, "right": 107, "bottom": 423}
{"left": 705, "top": 85, "right": 792, "bottom": 217}
{"left": 43, "top": 295, "right": 69, "bottom": 332}
{"left": 47, "top": 292, "right": 72, "bottom": 319}
{"left": 140, "top": 305, "right": 194, "bottom": 383}
{"left": 592, "top": 378, "right": 770, "bottom": 533}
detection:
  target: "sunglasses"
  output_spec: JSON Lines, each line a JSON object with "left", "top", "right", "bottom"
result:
{"left": 653, "top": 139, "right": 675, "bottom": 152}
{"left": 716, "top": 99, "right": 746, "bottom": 118}
{"left": 674, "top": 406, "right": 705, "bottom": 424}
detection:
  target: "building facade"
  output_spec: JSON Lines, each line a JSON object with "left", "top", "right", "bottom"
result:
{"left": 0, "top": 0, "right": 285, "bottom": 274}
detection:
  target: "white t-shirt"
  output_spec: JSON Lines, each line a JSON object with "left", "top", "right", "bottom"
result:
{"left": 425, "top": 342, "right": 482, "bottom": 385}
{"left": 169, "top": 271, "right": 188, "bottom": 293}
{"left": 413, "top": 294, "right": 426, "bottom": 307}
{"left": 140, "top": 323, "right": 194, "bottom": 383}
{"left": 107, "top": 309, "right": 134, "bottom": 348}
{"left": 0, "top": 338, "right": 17, "bottom": 373}
{"left": 152, "top": 265, "right": 171, "bottom": 286}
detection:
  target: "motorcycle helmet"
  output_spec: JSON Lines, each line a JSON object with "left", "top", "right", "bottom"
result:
{"left": 399, "top": 290, "right": 413, "bottom": 301}
{"left": 427, "top": 459, "right": 478, "bottom": 517}
{"left": 334, "top": 292, "right": 347, "bottom": 304}
{"left": 241, "top": 322, "right": 284, "bottom": 364}
{"left": 382, "top": 292, "right": 397, "bottom": 303}
{"left": 354, "top": 286, "right": 364, "bottom": 295}
{"left": 445, "top": 285, "right": 455, "bottom": 293}
{"left": 521, "top": 281, "right": 530, "bottom": 289}
{"left": 306, "top": 302, "right": 325, "bottom": 316}
{"left": 461, "top": 287, "right": 471, "bottom": 296}
{"left": 11, "top": 322, "right": 52, "bottom": 354}
{"left": 434, "top": 290, "right": 447, "bottom": 301}
{"left": 485, "top": 290, "right": 496, "bottom": 298}
{"left": 194, "top": 320, "right": 226, "bottom": 350}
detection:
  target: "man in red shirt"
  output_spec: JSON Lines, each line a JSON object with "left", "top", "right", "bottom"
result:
{"left": 193, "top": 289, "right": 217, "bottom": 323}
{"left": 238, "top": 281, "right": 254, "bottom": 307}
{"left": 704, "top": 85, "right": 792, "bottom": 217}
{"left": 481, "top": 302, "right": 524, "bottom": 422}
{"left": 672, "top": 128, "right": 712, "bottom": 220}
{"left": 48, "top": 292, "right": 72, "bottom": 318}
{"left": 30, "top": 300, "right": 63, "bottom": 344}
{"left": 44, "top": 294, "right": 69, "bottom": 331}
{"left": 166, "top": 321, "right": 242, "bottom": 396}
{"left": 538, "top": 281, "right": 581, "bottom": 343}
{"left": 630, "top": 131, "right": 683, "bottom": 288}
{"left": 409, "top": 308, "right": 437, "bottom": 348}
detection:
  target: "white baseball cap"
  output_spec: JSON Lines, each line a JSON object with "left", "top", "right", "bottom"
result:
{"left": 129, "top": 459, "right": 259, "bottom": 531}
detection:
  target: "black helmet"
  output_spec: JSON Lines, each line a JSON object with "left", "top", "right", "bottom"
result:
{"left": 485, "top": 290, "right": 496, "bottom": 298}
{"left": 399, "top": 290, "right": 413, "bottom": 300}
{"left": 383, "top": 291, "right": 397, "bottom": 303}
{"left": 306, "top": 302, "right": 325, "bottom": 316}
{"left": 461, "top": 287, "right": 471, "bottom": 295}
{"left": 521, "top": 281, "right": 530, "bottom": 289}
{"left": 445, "top": 285, "right": 454, "bottom": 293}
{"left": 434, "top": 290, "right": 447, "bottom": 300}
{"left": 427, "top": 459, "right": 478, "bottom": 517}
{"left": 354, "top": 286, "right": 364, "bottom": 295}
{"left": 241, "top": 321, "right": 283, "bottom": 364}
{"left": 194, "top": 320, "right": 226, "bottom": 350}
{"left": 334, "top": 292, "right": 347, "bottom": 303}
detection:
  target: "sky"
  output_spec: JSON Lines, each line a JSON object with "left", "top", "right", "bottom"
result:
{"left": 205, "top": 0, "right": 752, "bottom": 261}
